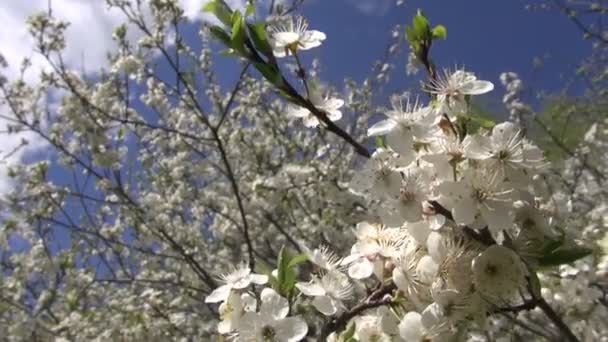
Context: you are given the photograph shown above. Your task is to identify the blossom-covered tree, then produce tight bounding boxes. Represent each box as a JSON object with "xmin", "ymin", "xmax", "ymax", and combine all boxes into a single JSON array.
[{"xmin": 0, "ymin": 0, "xmax": 605, "ymax": 341}]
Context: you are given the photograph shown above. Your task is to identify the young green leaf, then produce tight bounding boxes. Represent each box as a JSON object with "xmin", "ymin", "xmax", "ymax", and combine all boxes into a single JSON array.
[
  {"xmin": 432, "ymin": 24, "xmax": 447, "ymax": 40},
  {"xmin": 209, "ymin": 25, "xmax": 232, "ymax": 46},
  {"xmin": 254, "ymin": 62, "xmax": 283, "ymax": 86},
  {"xmin": 538, "ymin": 245, "xmax": 593, "ymax": 267},
  {"xmin": 230, "ymin": 11, "xmax": 247, "ymax": 54},
  {"xmin": 203, "ymin": 0, "xmax": 233, "ymax": 27},
  {"xmin": 287, "ymin": 253, "xmax": 309, "ymax": 268},
  {"xmin": 248, "ymin": 22, "xmax": 273, "ymax": 57}
]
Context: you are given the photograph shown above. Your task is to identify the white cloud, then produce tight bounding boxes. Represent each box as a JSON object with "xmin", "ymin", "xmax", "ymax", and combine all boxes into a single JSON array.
[{"xmin": 0, "ymin": 0, "xmax": 249, "ymax": 194}]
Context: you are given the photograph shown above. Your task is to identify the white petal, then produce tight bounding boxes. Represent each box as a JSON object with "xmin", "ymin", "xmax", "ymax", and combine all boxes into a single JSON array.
[
  {"xmin": 426, "ymin": 232, "xmax": 447, "ymax": 264},
  {"xmin": 250, "ymin": 274, "xmax": 269, "ymax": 285},
  {"xmin": 421, "ymin": 303, "xmax": 445, "ymax": 330},
  {"xmin": 260, "ymin": 288, "xmax": 289, "ymax": 320},
  {"xmin": 218, "ymin": 318, "xmax": 233, "ymax": 334},
  {"xmin": 305, "ymin": 30, "xmax": 327, "ymax": 42},
  {"xmin": 295, "ymin": 282, "xmax": 326, "ymax": 296},
  {"xmin": 416, "ymin": 255, "xmax": 439, "ymax": 284},
  {"xmin": 348, "ymin": 258, "xmax": 374, "ymax": 279},
  {"xmin": 452, "ymin": 197, "xmax": 477, "ymax": 226},
  {"xmin": 303, "ymin": 115, "xmax": 319, "ymax": 127},
  {"xmin": 274, "ymin": 316, "xmax": 309, "ymax": 341},
  {"xmin": 480, "ymin": 203, "xmax": 513, "ymax": 236},
  {"xmin": 287, "ymin": 106, "xmax": 310, "ymax": 118},
  {"xmin": 399, "ymin": 312, "xmax": 424, "ymax": 341},
  {"xmin": 322, "ymin": 98, "xmax": 344, "ymax": 111},
  {"xmin": 393, "ymin": 267, "xmax": 412, "ymax": 293},
  {"xmin": 461, "ymin": 80, "xmax": 494, "ymax": 95},
  {"xmin": 326, "ymin": 109, "xmax": 342, "ymax": 122},
  {"xmin": 367, "ymin": 119, "xmax": 396, "ymax": 137},
  {"xmin": 236, "ymin": 312, "xmax": 263, "ymax": 340},
  {"xmin": 205, "ymin": 284, "xmax": 231, "ymax": 303},
  {"xmin": 406, "ymin": 221, "xmax": 430, "ymax": 245},
  {"xmin": 312, "ymin": 295, "xmax": 338, "ymax": 316},
  {"xmin": 386, "ymin": 129, "xmax": 414, "ymax": 156},
  {"xmin": 272, "ymin": 32, "xmax": 300, "ymax": 46},
  {"xmin": 463, "ymin": 134, "xmax": 492, "ymax": 160}
]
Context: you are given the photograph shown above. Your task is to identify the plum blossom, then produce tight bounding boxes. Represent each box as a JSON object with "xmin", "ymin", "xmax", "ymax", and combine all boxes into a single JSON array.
[
  {"xmin": 287, "ymin": 90, "xmax": 343, "ymax": 128},
  {"xmin": 270, "ymin": 16, "xmax": 326, "ymax": 57},
  {"xmin": 295, "ymin": 271, "xmax": 353, "ymax": 316},
  {"xmin": 236, "ymin": 288, "xmax": 308, "ymax": 341},
  {"xmin": 367, "ymin": 95, "xmax": 438, "ymax": 156},
  {"xmin": 436, "ymin": 168, "xmax": 516, "ymax": 237},
  {"xmin": 427, "ymin": 69, "xmax": 494, "ymax": 116},
  {"xmin": 218, "ymin": 292, "xmax": 256, "ymax": 334},
  {"xmin": 471, "ymin": 245, "xmax": 526, "ymax": 302},
  {"xmin": 205, "ymin": 265, "xmax": 268, "ymax": 304},
  {"xmin": 463, "ymin": 122, "xmax": 546, "ymax": 184}
]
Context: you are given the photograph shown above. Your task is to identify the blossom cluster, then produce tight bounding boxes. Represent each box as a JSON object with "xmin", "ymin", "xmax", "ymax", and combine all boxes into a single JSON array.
[{"xmin": 203, "ymin": 14, "xmax": 583, "ymax": 340}]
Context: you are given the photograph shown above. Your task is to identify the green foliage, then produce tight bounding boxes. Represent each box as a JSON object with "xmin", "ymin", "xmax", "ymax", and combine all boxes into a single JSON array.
[
  {"xmin": 405, "ymin": 10, "xmax": 447, "ymax": 59},
  {"xmin": 538, "ymin": 244, "xmax": 593, "ymax": 267},
  {"xmin": 258, "ymin": 246, "xmax": 308, "ymax": 299},
  {"xmin": 337, "ymin": 322, "xmax": 357, "ymax": 342},
  {"xmin": 533, "ymin": 97, "xmax": 598, "ymax": 161},
  {"xmin": 230, "ymin": 11, "xmax": 247, "ymax": 54},
  {"xmin": 203, "ymin": 0, "xmax": 233, "ymax": 26},
  {"xmin": 254, "ymin": 62, "xmax": 283, "ymax": 86},
  {"xmin": 248, "ymin": 22, "xmax": 273, "ymax": 57}
]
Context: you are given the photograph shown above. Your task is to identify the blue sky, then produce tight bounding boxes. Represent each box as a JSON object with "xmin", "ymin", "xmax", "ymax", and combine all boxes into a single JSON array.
[{"xmin": 301, "ymin": 0, "xmax": 590, "ymax": 105}]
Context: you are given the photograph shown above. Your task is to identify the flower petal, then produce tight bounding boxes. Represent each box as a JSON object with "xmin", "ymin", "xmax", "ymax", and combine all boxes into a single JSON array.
[
  {"xmin": 312, "ymin": 295, "xmax": 338, "ymax": 316},
  {"xmin": 250, "ymin": 274, "xmax": 269, "ymax": 285},
  {"xmin": 295, "ymin": 282, "xmax": 326, "ymax": 297},
  {"xmin": 274, "ymin": 316, "xmax": 309, "ymax": 341},
  {"xmin": 260, "ymin": 288, "xmax": 289, "ymax": 320},
  {"xmin": 399, "ymin": 312, "xmax": 424, "ymax": 341},
  {"xmin": 367, "ymin": 119, "xmax": 396, "ymax": 137},
  {"xmin": 205, "ymin": 284, "xmax": 231, "ymax": 303}
]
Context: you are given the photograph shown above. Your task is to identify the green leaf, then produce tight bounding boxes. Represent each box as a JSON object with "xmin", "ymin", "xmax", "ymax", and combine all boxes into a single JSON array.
[
  {"xmin": 468, "ymin": 114, "xmax": 496, "ymax": 129},
  {"xmin": 209, "ymin": 25, "xmax": 232, "ymax": 46},
  {"xmin": 405, "ymin": 26, "xmax": 417, "ymax": 44},
  {"xmin": 230, "ymin": 11, "xmax": 247, "ymax": 54},
  {"xmin": 287, "ymin": 254, "xmax": 308, "ymax": 268},
  {"xmin": 254, "ymin": 62, "xmax": 283, "ymax": 86},
  {"xmin": 413, "ymin": 10, "xmax": 430, "ymax": 39},
  {"xmin": 203, "ymin": 0, "xmax": 233, "ymax": 26},
  {"xmin": 432, "ymin": 24, "xmax": 447, "ymax": 40},
  {"xmin": 538, "ymin": 245, "xmax": 593, "ymax": 267},
  {"xmin": 248, "ymin": 22, "xmax": 273, "ymax": 57},
  {"xmin": 245, "ymin": 1, "xmax": 255, "ymax": 17},
  {"xmin": 339, "ymin": 321, "xmax": 356, "ymax": 341},
  {"xmin": 375, "ymin": 136, "xmax": 385, "ymax": 148},
  {"xmin": 276, "ymin": 246, "xmax": 297, "ymax": 297}
]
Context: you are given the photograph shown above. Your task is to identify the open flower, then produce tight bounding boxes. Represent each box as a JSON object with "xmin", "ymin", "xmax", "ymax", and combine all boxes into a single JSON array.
[
  {"xmin": 296, "ymin": 271, "xmax": 353, "ymax": 316},
  {"xmin": 301, "ymin": 244, "xmax": 343, "ymax": 271},
  {"xmin": 287, "ymin": 90, "xmax": 343, "ymax": 128},
  {"xmin": 382, "ymin": 165, "xmax": 432, "ymax": 224},
  {"xmin": 472, "ymin": 245, "xmax": 526, "ymax": 302},
  {"xmin": 367, "ymin": 95, "xmax": 437, "ymax": 156},
  {"xmin": 218, "ymin": 292, "xmax": 256, "ymax": 334},
  {"xmin": 463, "ymin": 122, "xmax": 545, "ymax": 185},
  {"xmin": 436, "ymin": 168, "xmax": 516, "ymax": 237},
  {"xmin": 270, "ymin": 16, "xmax": 326, "ymax": 57},
  {"xmin": 205, "ymin": 265, "xmax": 268, "ymax": 304},
  {"xmin": 236, "ymin": 288, "xmax": 308, "ymax": 341},
  {"xmin": 427, "ymin": 69, "xmax": 494, "ymax": 116}
]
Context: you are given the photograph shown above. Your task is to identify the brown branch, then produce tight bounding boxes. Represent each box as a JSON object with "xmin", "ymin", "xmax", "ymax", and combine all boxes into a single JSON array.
[{"xmin": 320, "ymin": 282, "xmax": 396, "ymax": 339}]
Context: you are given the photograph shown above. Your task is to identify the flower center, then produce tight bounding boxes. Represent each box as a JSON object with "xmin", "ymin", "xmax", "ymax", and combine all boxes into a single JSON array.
[
  {"xmin": 262, "ymin": 325, "xmax": 276, "ymax": 341},
  {"xmin": 498, "ymin": 149, "xmax": 509, "ymax": 161}
]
